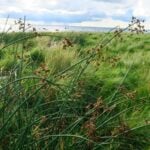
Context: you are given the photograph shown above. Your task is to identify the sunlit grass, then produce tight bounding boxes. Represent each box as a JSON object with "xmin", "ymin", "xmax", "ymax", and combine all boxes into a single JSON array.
[{"xmin": 0, "ymin": 31, "xmax": 150, "ymax": 150}]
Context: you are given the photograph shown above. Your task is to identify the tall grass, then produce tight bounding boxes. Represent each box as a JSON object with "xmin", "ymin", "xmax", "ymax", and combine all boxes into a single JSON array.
[{"xmin": 0, "ymin": 17, "xmax": 150, "ymax": 150}]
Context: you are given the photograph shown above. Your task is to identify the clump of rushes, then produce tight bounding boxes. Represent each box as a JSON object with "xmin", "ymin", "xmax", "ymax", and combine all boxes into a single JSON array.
[
  {"xmin": 30, "ymin": 49, "xmax": 45, "ymax": 64},
  {"xmin": 0, "ymin": 17, "xmax": 149, "ymax": 150}
]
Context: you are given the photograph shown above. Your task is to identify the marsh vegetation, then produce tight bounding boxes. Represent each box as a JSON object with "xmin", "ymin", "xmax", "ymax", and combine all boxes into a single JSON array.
[{"xmin": 0, "ymin": 18, "xmax": 150, "ymax": 149}]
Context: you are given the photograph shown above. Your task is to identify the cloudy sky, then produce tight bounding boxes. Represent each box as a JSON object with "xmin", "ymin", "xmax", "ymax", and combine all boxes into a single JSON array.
[{"xmin": 0, "ymin": 0, "xmax": 150, "ymax": 28}]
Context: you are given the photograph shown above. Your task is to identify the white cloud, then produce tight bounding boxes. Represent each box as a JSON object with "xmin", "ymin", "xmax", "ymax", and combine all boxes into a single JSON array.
[
  {"xmin": 133, "ymin": 0, "xmax": 150, "ymax": 18},
  {"xmin": 70, "ymin": 18, "xmax": 129, "ymax": 28},
  {"xmin": 0, "ymin": 0, "xmax": 150, "ymax": 29}
]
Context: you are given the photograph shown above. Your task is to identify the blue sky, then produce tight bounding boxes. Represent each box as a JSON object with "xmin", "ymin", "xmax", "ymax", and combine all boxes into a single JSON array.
[{"xmin": 0, "ymin": 0, "xmax": 150, "ymax": 28}]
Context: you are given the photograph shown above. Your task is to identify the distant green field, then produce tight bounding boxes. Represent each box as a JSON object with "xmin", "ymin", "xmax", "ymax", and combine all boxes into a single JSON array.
[{"xmin": 0, "ymin": 31, "xmax": 150, "ymax": 149}]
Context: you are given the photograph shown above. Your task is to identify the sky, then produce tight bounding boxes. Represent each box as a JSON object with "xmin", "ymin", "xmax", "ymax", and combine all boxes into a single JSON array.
[{"xmin": 0, "ymin": 0, "xmax": 150, "ymax": 29}]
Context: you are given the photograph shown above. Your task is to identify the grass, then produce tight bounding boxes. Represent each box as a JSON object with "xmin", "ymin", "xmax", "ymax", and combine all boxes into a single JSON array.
[{"xmin": 0, "ymin": 28, "xmax": 150, "ymax": 150}]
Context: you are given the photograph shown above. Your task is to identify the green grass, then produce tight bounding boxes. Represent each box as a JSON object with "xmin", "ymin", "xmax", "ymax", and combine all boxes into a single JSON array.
[{"xmin": 0, "ymin": 31, "xmax": 150, "ymax": 150}]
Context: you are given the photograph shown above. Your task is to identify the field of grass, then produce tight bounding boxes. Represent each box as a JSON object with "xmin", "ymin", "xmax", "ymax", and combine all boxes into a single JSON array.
[{"xmin": 0, "ymin": 30, "xmax": 150, "ymax": 149}]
